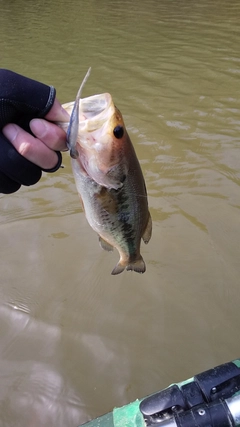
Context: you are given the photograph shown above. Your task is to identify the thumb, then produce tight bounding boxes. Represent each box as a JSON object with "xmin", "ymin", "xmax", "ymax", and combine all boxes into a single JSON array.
[{"xmin": 45, "ymin": 99, "xmax": 70, "ymax": 122}]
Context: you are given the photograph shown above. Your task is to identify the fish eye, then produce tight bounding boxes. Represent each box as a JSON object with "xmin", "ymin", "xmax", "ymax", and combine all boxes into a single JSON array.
[{"xmin": 113, "ymin": 125, "xmax": 124, "ymax": 139}]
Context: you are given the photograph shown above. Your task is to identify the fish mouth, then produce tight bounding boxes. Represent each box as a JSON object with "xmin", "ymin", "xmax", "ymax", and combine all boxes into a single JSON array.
[{"xmin": 79, "ymin": 93, "xmax": 115, "ymax": 132}]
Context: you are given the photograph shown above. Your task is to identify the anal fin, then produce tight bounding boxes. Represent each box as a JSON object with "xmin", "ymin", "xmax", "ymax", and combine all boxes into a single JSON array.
[
  {"xmin": 142, "ymin": 212, "xmax": 152, "ymax": 244},
  {"xmin": 99, "ymin": 236, "xmax": 114, "ymax": 252}
]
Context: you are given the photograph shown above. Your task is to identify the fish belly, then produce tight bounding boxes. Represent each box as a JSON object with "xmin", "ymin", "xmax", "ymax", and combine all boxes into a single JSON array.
[{"xmin": 71, "ymin": 158, "xmax": 150, "ymax": 274}]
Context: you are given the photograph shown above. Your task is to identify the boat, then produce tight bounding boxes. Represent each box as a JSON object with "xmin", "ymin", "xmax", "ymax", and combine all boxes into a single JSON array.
[{"xmin": 79, "ymin": 359, "xmax": 240, "ymax": 427}]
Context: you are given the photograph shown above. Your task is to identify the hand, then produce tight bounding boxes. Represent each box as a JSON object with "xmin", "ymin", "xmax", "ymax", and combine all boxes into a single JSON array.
[
  {"xmin": 3, "ymin": 99, "xmax": 69, "ymax": 171},
  {"xmin": 0, "ymin": 69, "xmax": 70, "ymax": 194}
]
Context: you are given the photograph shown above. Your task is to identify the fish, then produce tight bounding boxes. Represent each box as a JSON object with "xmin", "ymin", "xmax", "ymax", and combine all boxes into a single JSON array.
[{"xmin": 58, "ymin": 69, "xmax": 152, "ymax": 275}]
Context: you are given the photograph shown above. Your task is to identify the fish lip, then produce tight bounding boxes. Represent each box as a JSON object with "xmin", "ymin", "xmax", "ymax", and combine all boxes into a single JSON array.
[{"xmin": 79, "ymin": 93, "xmax": 114, "ymax": 132}]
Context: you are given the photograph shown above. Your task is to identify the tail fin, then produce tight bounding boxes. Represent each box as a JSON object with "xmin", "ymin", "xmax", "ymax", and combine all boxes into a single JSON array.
[
  {"xmin": 111, "ymin": 256, "xmax": 146, "ymax": 275},
  {"xmin": 126, "ymin": 256, "xmax": 146, "ymax": 274}
]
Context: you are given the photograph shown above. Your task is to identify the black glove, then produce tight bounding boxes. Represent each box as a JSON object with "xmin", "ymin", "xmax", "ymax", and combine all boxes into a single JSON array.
[{"xmin": 0, "ymin": 69, "xmax": 62, "ymax": 194}]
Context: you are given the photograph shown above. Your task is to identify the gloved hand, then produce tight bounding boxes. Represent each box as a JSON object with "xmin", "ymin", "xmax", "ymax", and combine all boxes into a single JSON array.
[{"xmin": 0, "ymin": 69, "xmax": 69, "ymax": 194}]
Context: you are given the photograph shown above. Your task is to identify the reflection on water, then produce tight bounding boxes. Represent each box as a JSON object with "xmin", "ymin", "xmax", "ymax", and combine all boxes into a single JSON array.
[{"xmin": 1, "ymin": 0, "xmax": 240, "ymax": 426}]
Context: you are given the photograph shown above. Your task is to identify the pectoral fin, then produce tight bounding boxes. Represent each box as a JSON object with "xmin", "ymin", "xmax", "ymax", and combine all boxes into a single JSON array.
[
  {"xmin": 105, "ymin": 164, "xmax": 127, "ymax": 190},
  {"xmin": 87, "ymin": 163, "xmax": 127, "ymax": 190}
]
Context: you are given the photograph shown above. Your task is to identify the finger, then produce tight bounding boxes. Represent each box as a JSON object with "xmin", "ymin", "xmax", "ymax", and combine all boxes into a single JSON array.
[
  {"xmin": 3, "ymin": 123, "xmax": 60, "ymax": 170},
  {"xmin": 30, "ymin": 119, "xmax": 68, "ymax": 151},
  {"xmin": 45, "ymin": 98, "xmax": 70, "ymax": 122}
]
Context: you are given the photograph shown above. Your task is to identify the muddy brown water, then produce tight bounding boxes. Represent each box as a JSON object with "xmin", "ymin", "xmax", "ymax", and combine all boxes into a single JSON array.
[{"xmin": 0, "ymin": 0, "xmax": 240, "ymax": 426}]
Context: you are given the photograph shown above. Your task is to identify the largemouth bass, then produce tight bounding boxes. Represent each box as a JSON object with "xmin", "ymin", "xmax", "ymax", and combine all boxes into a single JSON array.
[{"xmin": 59, "ymin": 69, "xmax": 152, "ymax": 275}]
